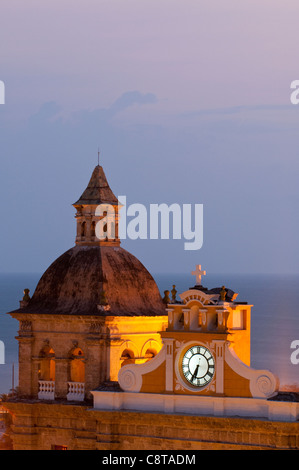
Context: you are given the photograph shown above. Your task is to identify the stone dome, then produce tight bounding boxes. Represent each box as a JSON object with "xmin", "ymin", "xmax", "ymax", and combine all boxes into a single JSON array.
[
  {"xmin": 22, "ymin": 245, "xmax": 166, "ymax": 317},
  {"xmin": 15, "ymin": 164, "xmax": 166, "ymax": 317}
]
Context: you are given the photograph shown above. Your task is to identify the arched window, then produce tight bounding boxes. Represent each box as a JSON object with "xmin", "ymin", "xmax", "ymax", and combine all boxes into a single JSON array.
[
  {"xmin": 70, "ymin": 348, "xmax": 85, "ymax": 383},
  {"xmin": 120, "ymin": 349, "xmax": 135, "ymax": 368},
  {"xmin": 144, "ymin": 348, "xmax": 156, "ymax": 362},
  {"xmin": 140, "ymin": 340, "xmax": 160, "ymax": 364},
  {"xmin": 81, "ymin": 221, "xmax": 86, "ymax": 237},
  {"xmin": 38, "ymin": 346, "xmax": 55, "ymax": 381},
  {"xmin": 91, "ymin": 221, "xmax": 96, "ymax": 238}
]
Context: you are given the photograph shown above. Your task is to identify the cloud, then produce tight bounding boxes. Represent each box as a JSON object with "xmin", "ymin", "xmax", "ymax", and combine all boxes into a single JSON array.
[
  {"xmin": 24, "ymin": 91, "xmax": 158, "ymax": 128},
  {"xmin": 1, "ymin": 90, "xmax": 299, "ymax": 275},
  {"xmin": 29, "ymin": 101, "xmax": 62, "ymax": 121},
  {"xmin": 180, "ymin": 103, "xmax": 297, "ymax": 118},
  {"xmin": 109, "ymin": 91, "xmax": 157, "ymax": 116}
]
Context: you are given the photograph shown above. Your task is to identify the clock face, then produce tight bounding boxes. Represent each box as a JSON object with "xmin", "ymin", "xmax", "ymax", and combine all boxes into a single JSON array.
[{"xmin": 181, "ymin": 345, "xmax": 215, "ymax": 387}]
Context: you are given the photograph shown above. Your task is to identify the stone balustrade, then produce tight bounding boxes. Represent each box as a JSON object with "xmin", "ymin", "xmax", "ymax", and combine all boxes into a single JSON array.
[
  {"xmin": 67, "ymin": 382, "xmax": 85, "ymax": 402},
  {"xmin": 38, "ymin": 381, "xmax": 55, "ymax": 400},
  {"xmin": 37, "ymin": 381, "xmax": 85, "ymax": 402}
]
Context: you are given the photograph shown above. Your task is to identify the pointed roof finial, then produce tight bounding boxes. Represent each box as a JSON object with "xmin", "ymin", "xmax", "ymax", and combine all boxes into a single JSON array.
[
  {"xmin": 73, "ymin": 164, "xmax": 119, "ymax": 206},
  {"xmin": 98, "ymin": 148, "xmax": 100, "ymax": 166}
]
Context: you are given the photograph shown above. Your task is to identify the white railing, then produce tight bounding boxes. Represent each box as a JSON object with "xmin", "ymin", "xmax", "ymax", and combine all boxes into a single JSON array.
[
  {"xmin": 67, "ymin": 382, "xmax": 85, "ymax": 402},
  {"xmin": 38, "ymin": 380, "xmax": 55, "ymax": 400}
]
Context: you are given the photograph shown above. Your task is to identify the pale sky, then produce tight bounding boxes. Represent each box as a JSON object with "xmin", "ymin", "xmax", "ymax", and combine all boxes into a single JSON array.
[{"xmin": 0, "ymin": 0, "xmax": 299, "ymax": 275}]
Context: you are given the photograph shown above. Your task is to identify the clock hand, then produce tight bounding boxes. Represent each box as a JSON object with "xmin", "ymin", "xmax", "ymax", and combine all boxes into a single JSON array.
[{"xmin": 191, "ymin": 364, "xmax": 199, "ymax": 382}]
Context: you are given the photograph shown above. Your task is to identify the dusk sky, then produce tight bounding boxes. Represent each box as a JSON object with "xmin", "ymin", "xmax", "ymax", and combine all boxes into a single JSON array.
[{"xmin": 0, "ymin": 0, "xmax": 299, "ymax": 276}]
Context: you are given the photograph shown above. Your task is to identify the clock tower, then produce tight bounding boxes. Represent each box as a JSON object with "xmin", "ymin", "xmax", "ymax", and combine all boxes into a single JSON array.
[{"xmin": 113, "ymin": 265, "xmax": 278, "ymax": 400}]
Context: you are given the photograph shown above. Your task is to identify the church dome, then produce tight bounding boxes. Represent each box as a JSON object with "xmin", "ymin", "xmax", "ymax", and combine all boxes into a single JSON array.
[
  {"xmin": 24, "ymin": 245, "xmax": 166, "ymax": 316},
  {"xmin": 16, "ymin": 164, "xmax": 166, "ymax": 317}
]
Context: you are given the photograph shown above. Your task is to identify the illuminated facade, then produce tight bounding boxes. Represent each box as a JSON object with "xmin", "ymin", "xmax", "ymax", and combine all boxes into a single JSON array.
[
  {"xmin": 7, "ymin": 165, "xmax": 168, "ymax": 403},
  {"xmin": 3, "ymin": 165, "xmax": 299, "ymax": 450},
  {"xmin": 117, "ymin": 274, "xmax": 268, "ymax": 398}
]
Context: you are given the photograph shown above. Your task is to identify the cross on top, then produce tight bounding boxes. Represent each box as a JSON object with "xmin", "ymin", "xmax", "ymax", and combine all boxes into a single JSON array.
[{"xmin": 191, "ymin": 265, "xmax": 206, "ymax": 285}]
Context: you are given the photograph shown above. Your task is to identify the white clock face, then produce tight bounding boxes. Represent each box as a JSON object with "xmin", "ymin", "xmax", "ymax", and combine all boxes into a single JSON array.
[{"xmin": 181, "ymin": 345, "xmax": 215, "ymax": 387}]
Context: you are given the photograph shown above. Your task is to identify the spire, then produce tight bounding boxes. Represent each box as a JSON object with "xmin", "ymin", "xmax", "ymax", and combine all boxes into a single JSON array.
[
  {"xmin": 73, "ymin": 165, "xmax": 119, "ymax": 206},
  {"xmin": 73, "ymin": 165, "xmax": 121, "ymax": 247}
]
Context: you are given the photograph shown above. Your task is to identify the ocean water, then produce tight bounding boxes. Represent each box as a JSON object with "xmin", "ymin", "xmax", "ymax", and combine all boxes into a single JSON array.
[
  {"xmin": 0, "ymin": 272, "xmax": 298, "ymax": 395},
  {"xmin": 0, "ymin": 273, "xmax": 41, "ymax": 395}
]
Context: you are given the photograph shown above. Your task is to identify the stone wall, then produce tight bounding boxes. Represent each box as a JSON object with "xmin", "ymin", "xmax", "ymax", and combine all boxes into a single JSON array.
[
  {"xmin": 12, "ymin": 314, "xmax": 167, "ymax": 401},
  {"xmin": 3, "ymin": 401, "xmax": 299, "ymax": 450}
]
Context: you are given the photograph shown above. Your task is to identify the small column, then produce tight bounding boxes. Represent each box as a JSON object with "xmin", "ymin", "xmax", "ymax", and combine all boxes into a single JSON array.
[
  {"xmin": 182, "ymin": 308, "xmax": 190, "ymax": 330},
  {"xmin": 164, "ymin": 339, "xmax": 175, "ymax": 392},
  {"xmin": 216, "ymin": 309, "xmax": 228, "ymax": 332},
  {"xmin": 85, "ymin": 338, "xmax": 108, "ymax": 392},
  {"xmin": 76, "ymin": 217, "xmax": 82, "ymax": 241},
  {"xmin": 199, "ymin": 309, "xmax": 208, "ymax": 332},
  {"xmin": 53, "ymin": 357, "xmax": 70, "ymax": 399},
  {"xmin": 31, "ymin": 358, "xmax": 41, "ymax": 397},
  {"xmin": 16, "ymin": 336, "xmax": 34, "ymax": 397},
  {"xmin": 16, "ymin": 319, "xmax": 34, "ymax": 397},
  {"xmin": 165, "ymin": 308, "xmax": 173, "ymax": 331},
  {"xmin": 212, "ymin": 340, "xmax": 226, "ymax": 395},
  {"xmin": 85, "ymin": 214, "xmax": 92, "ymax": 240}
]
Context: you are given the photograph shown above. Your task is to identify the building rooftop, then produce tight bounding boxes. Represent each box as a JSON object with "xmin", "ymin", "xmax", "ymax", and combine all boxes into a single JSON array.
[
  {"xmin": 11, "ymin": 245, "xmax": 166, "ymax": 317},
  {"xmin": 73, "ymin": 165, "xmax": 119, "ymax": 206}
]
